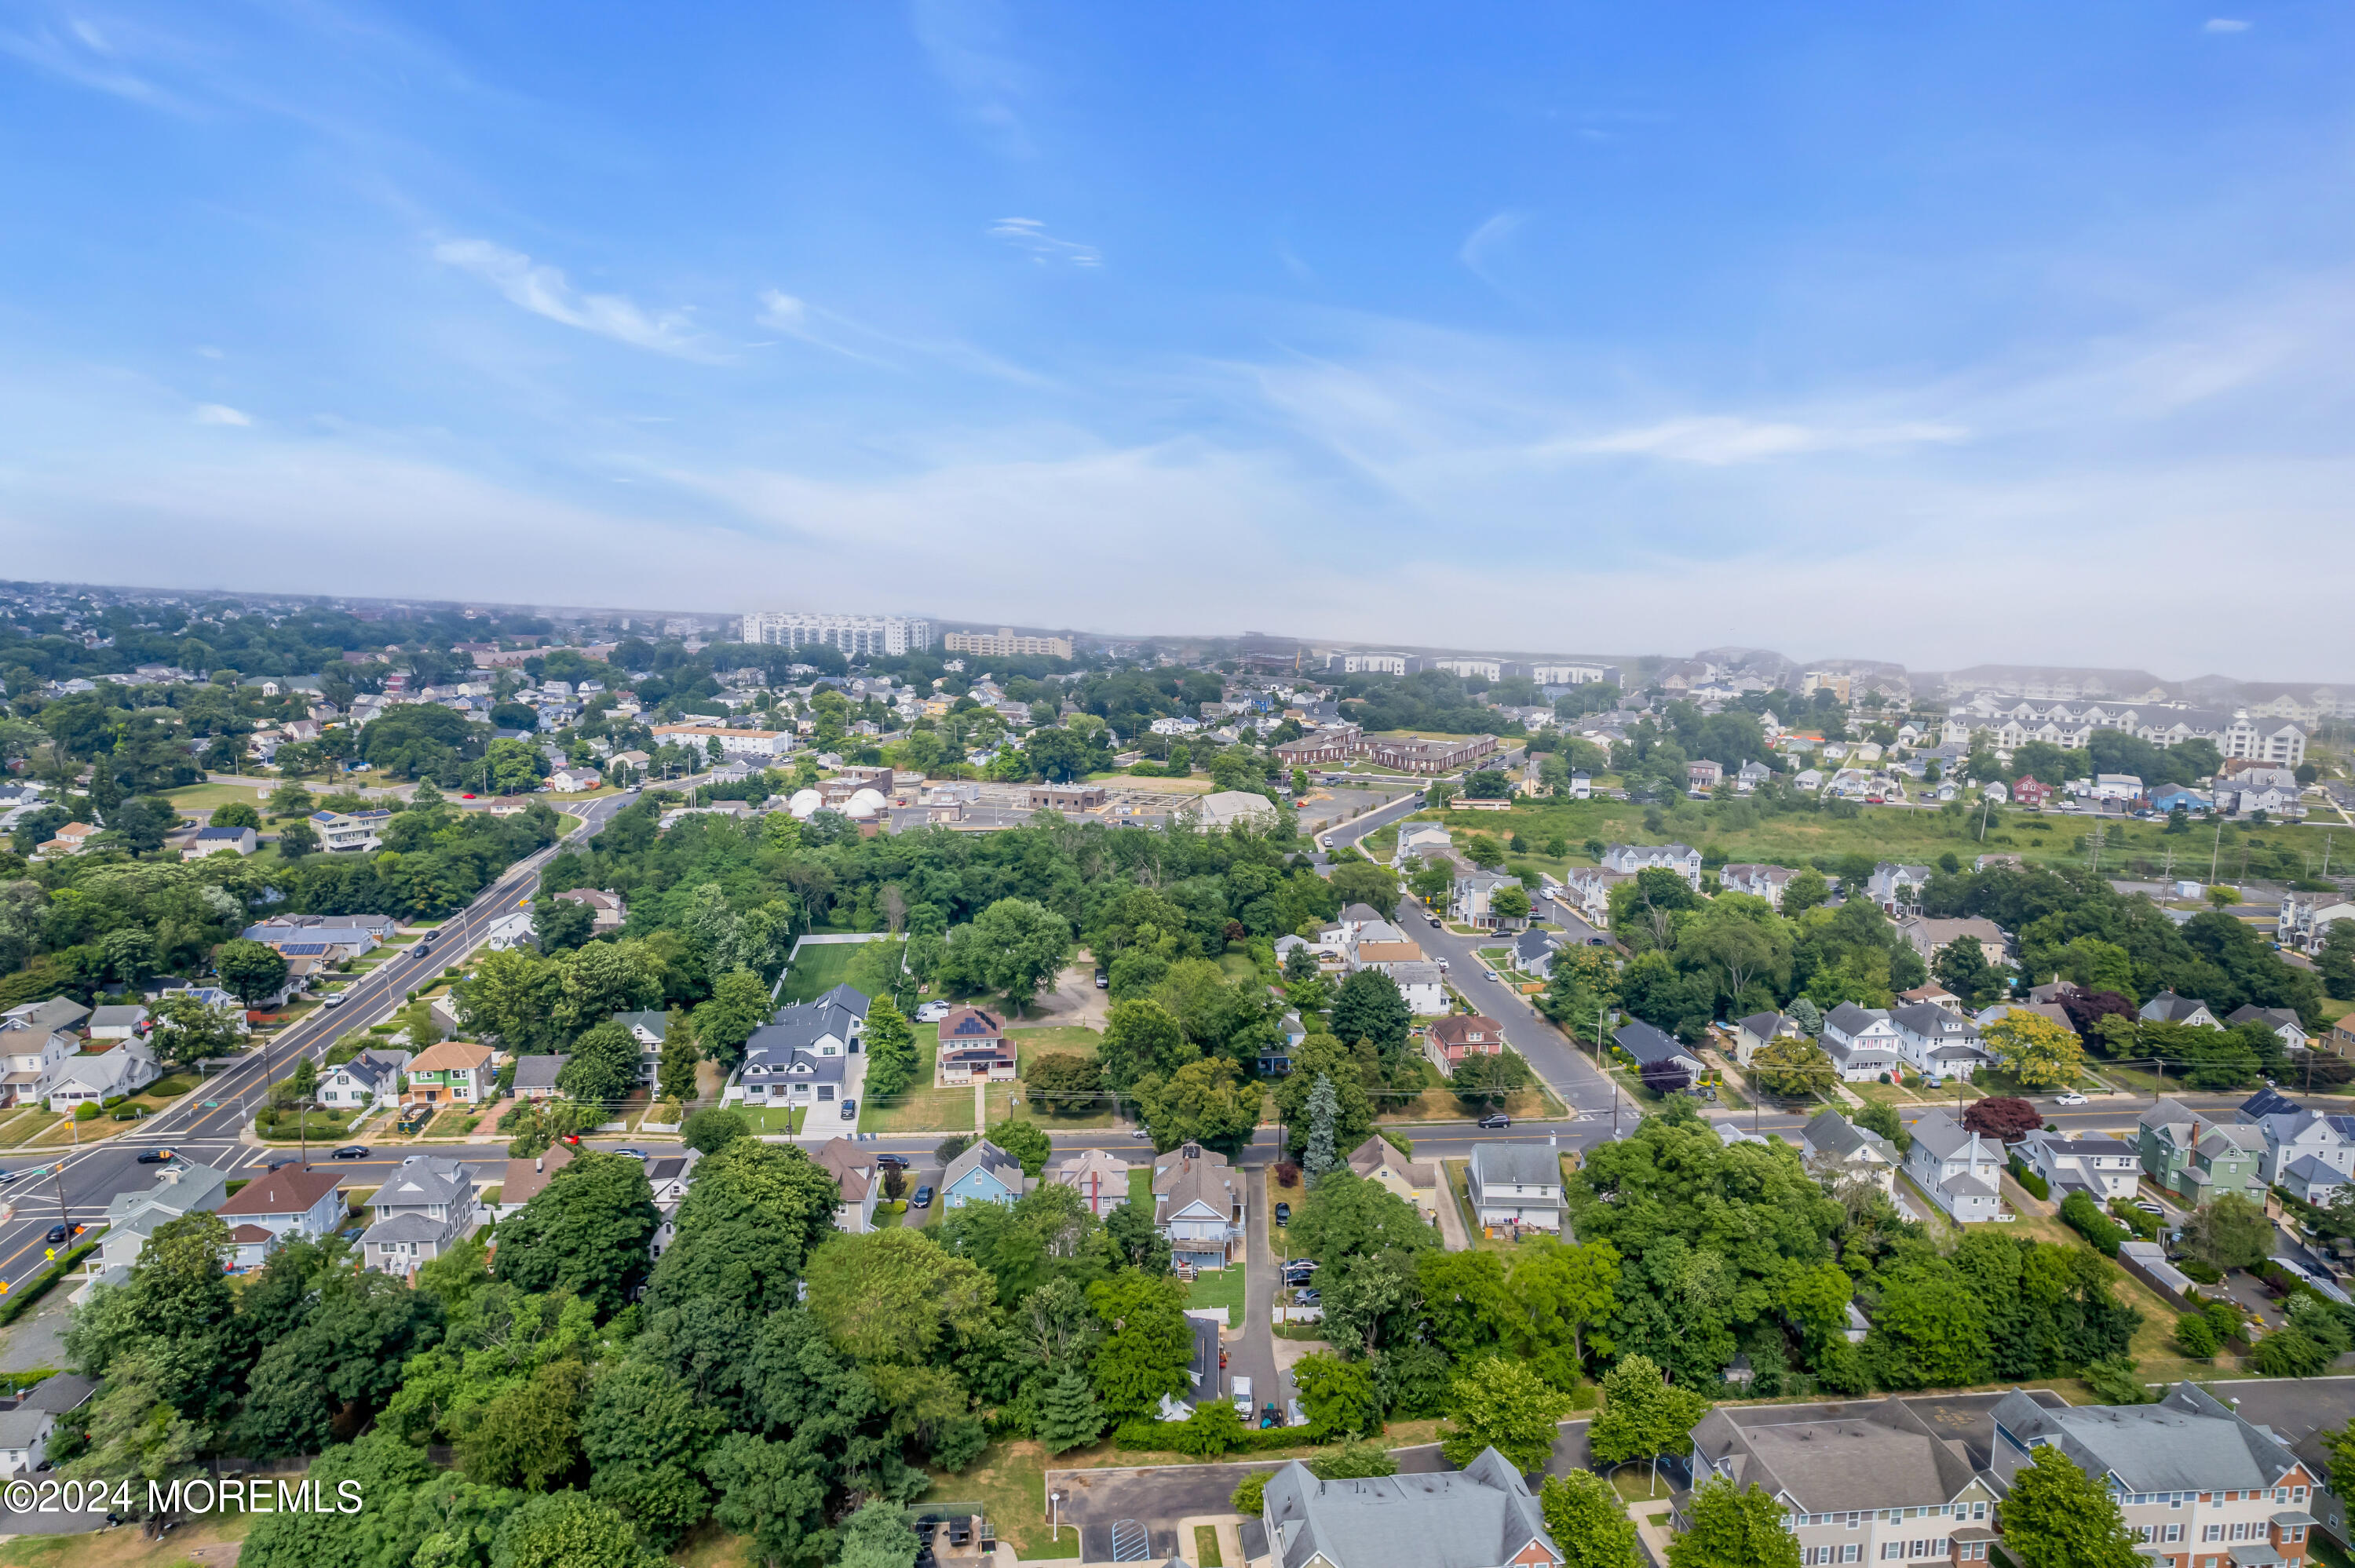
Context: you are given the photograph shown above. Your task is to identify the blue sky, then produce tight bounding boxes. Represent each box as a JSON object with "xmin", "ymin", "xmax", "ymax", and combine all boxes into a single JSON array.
[{"xmin": 2, "ymin": 2, "xmax": 2352, "ymax": 676}]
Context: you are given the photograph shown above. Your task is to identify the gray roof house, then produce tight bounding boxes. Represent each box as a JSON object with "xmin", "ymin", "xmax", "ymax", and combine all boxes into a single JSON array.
[
  {"xmin": 1260, "ymin": 1446, "xmax": 1561, "ymax": 1568},
  {"xmin": 2016, "ymin": 1129, "xmax": 2140, "ymax": 1202},
  {"xmin": 2228, "ymin": 1004, "xmax": 2311, "ymax": 1051},
  {"xmin": 2141, "ymin": 990, "xmax": 2222, "ymax": 1030},
  {"xmin": 1731, "ymin": 1011, "xmax": 1802, "ymax": 1067},
  {"xmin": 1891, "ymin": 1002, "xmax": 1989, "ymax": 1081},
  {"xmin": 360, "ymin": 1155, "xmax": 481, "ymax": 1275},
  {"xmin": 1510, "ymin": 929, "xmax": 1559, "ymax": 978},
  {"xmin": 1904, "ymin": 1108, "xmax": 2005, "ymax": 1223},
  {"xmin": 84, "ymin": 1005, "xmax": 149, "ymax": 1040},
  {"xmin": 317, "ymin": 1048, "xmax": 410, "ymax": 1110},
  {"xmin": 513, "ymin": 1053, "xmax": 571, "ymax": 1100},
  {"xmin": 1612, "ymin": 1020, "xmax": 1704, "ymax": 1081},
  {"xmin": 1820, "ymin": 1003, "xmax": 1904, "ymax": 1081},
  {"xmin": 736, "ymin": 1001, "xmax": 859, "ymax": 1110},
  {"xmin": 100, "ymin": 1161, "xmax": 232, "ymax": 1272},
  {"xmin": 1799, "ymin": 1109, "xmax": 1899, "ymax": 1194},
  {"xmin": 1466, "ymin": 1142, "xmax": 1565, "ymax": 1234}
]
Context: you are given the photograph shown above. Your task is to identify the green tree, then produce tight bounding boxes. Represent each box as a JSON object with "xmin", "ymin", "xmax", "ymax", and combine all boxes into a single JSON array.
[
  {"xmin": 688, "ymin": 967, "xmax": 773, "ymax": 1074},
  {"xmin": 965, "ymin": 897, "xmax": 1075, "ymax": 1014},
  {"xmin": 491, "ymin": 1150, "xmax": 661, "ymax": 1318},
  {"xmin": 1329, "ymin": 969, "xmax": 1411, "ymax": 1056},
  {"xmin": 838, "ymin": 1497, "xmax": 925, "ymax": 1568},
  {"xmin": 2181, "ymin": 1191, "xmax": 2272, "ymax": 1271},
  {"xmin": 679, "ymin": 1106, "xmax": 749, "ymax": 1154},
  {"xmin": 1540, "ymin": 1469, "xmax": 1641, "ymax": 1568},
  {"xmin": 581, "ymin": 1358, "xmax": 723, "ymax": 1548},
  {"xmin": 1440, "ymin": 1356, "xmax": 1574, "ymax": 1473},
  {"xmin": 268, "ymin": 780, "xmax": 315, "ymax": 817},
  {"xmin": 1303, "ymin": 1073, "xmax": 1341, "ymax": 1183},
  {"xmin": 215, "ymin": 937, "xmax": 290, "ymax": 1011},
  {"xmin": 985, "ymin": 1115, "xmax": 1053, "ymax": 1179},
  {"xmin": 1098, "ymin": 998, "xmax": 1197, "ymax": 1092},
  {"xmin": 1998, "ymin": 1444, "xmax": 2142, "ymax": 1568},
  {"xmin": 1131, "ymin": 1056, "xmax": 1259, "ymax": 1151},
  {"xmin": 490, "ymin": 1489, "xmax": 661, "ymax": 1568},
  {"xmin": 1291, "ymin": 1351, "xmax": 1381, "ymax": 1439},
  {"xmin": 1086, "ymin": 1272, "xmax": 1194, "ymax": 1420},
  {"xmin": 1034, "ymin": 1366, "xmax": 1104, "ymax": 1455},
  {"xmin": 1290, "ymin": 1170, "xmax": 1437, "ymax": 1264},
  {"xmin": 1668, "ymin": 1479, "xmax": 1801, "ymax": 1568},
  {"xmin": 1491, "ymin": 885, "xmax": 1532, "ymax": 924},
  {"xmin": 1981, "ymin": 1012, "xmax": 2082, "ymax": 1091},
  {"xmin": 2319, "ymin": 921, "xmax": 2355, "ymax": 1002},
  {"xmin": 458, "ymin": 1360, "xmax": 588, "ymax": 1490},
  {"xmin": 145, "ymin": 991, "xmax": 244, "ymax": 1069},
  {"xmin": 1330, "ymin": 859, "xmax": 1401, "ymax": 912},
  {"xmin": 1588, "ymin": 1355, "xmax": 1708, "ymax": 1488},
  {"xmin": 533, "ymin": 896, "xmax": 597, "ymax": 954},
  {"xmin": 861, "ymin": 996, "xmax": 918, "ymax": 1099},
  {"xmin": 556, "ymin": 1019, "xmax": 644, "ymax": 1107},
  {"xmin": 655, "ymin": 1016, "xmax": 700, "ymax": 1105},
  {"xmin": 1450, "ymin": 1048, "xmax": 1534, "ymax": 1110},
  {"xmin": 1743, "ymin": 1036, "xmax": 1834, "ymax": 1099}
]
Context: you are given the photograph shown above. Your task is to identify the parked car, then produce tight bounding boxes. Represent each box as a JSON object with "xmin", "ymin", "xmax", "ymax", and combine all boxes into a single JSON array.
[
  {"xmin": 1428, "ymin": 917, "xmax": 1443, "ymax": 928},
  {"xmin": 874, "ymin": 1154, "xmax": 911, "ymax": 1170},
  {"xmin": 332, "ymin": 1144, "xmax": 371, "ymax": 1160},
  {"xmin": 1483, "ymin": 970, "xmax": 1499, "ymax": 983},
  {"xmin": 2052, "ymin": 1091, "xmax": 2088, "ymax": 1106},
  {"xmin": 1094, "ymin": 969, "xmax": 1110, "ymax": 989},
  {"xmin": 1232, "ymin": 1377, "xmax": 1253, "ymax": 1418},
  {"xmin": 1294, "ymin": 1289, "xmax": 1320, "ymax": 1305},
  {"xmin": 136, "ymin": 1149, "xmax": 173, "ymax": 1165},
  {"xmin": 911, "ymin": 1184, "xmax": 935, "ymax": 1208},
  {"xmin": 914, "ymin": 1001, "xmax": 952, "ymax": 1023},
  {"xmin": 840, "ymin": 1099, "xmax": 857, "ymax": 1119},
  {"xmin": 1478, "ymin": 1112, "xmax": 1511, "ymax": 1129},
  {"xmin": 1273, "ymin": 1201, "xmax": 1291, "ymax": 1226}
]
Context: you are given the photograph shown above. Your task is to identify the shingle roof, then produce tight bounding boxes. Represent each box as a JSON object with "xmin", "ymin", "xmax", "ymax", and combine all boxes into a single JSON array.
[
  {"xmin": 1692, "ymin": 1398, "xmax": 1980, "ymax": 1513},
  {"xmin": 1824, "ymin": 1001, "xmax": 1889, "ymax": 1034},
  {"xmin": 1612, "ymin": 1019, "xmax": 1693, "ymax": 1067},
  {"xmin": 1261, "ymin": 1447, "xmax": 1557, "ymax": 1568},
  {"xmin": 1470, "ymin": 1141, "xmax": 1560, "ymax": 1188},
  {"xmin": 219, "ymin": 1164, "xmax": 343, "ymax": 1216},
  {"xmin": 944, "ymin": 1138, "xmax": 1025, "ymax": 1194},
  {"xmin": 1991, "ymin": 1384, "xmax": 2302, "ymax": 1495}
]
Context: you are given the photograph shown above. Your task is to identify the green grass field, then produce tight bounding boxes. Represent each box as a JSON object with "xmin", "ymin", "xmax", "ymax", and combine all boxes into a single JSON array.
[
  {"xmin": 860, "ymin": 1023, "xmax": 977, "ymax": 1133},
  {"xmin": 1005, "ymin": 1026, "xmax": 1114, "ymax": 1127},
  {"xmin": 776, "ymin": 942, "xmax": 864, "ymax": 1004},
  {"xmin": 1185, "ymin": 1257, "xmax": 1247, "ymax": 1322}
]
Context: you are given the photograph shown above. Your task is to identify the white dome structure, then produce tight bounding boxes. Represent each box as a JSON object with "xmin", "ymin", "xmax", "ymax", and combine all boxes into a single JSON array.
[
  {"xmin": 845, "ymin": 787, "xmax": 889, "ymax": 819},
  {"xmin": 788, "ymin": 789, "xmax": 823, "ymax": 819}
]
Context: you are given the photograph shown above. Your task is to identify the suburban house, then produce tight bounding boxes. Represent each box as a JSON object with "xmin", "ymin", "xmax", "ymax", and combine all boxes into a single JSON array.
[
  {"xmin": 942, "ymin": 1138, "xmax": 1029, "ymax": 1211},
  {"xmin": 1510, "ymin": 929, "xmax": 1558, "ymax": 979},
  {"xmin": 181, "ymin": 824, "xmax": 258, "ymax": 860},
  {"xmin": 2138, "ymin": 1099, "xmax": 2264, "ymax": 1205},
  {"xmin": 736, "ymin": 1004, "xmax": 855, "ymax": 1111},
  {"xmin": 1258, "ymin": 1447, "xmax": 1562, "ymax": 1568},
  {"xmin": 99, "ymin": 1161, "xmax": 232, "ymax": 1274},
  {"xmin": 1466, "ymin": 1141, "xmax": 1565, "ymax": 1234},
  {"xmin": 0, "ymin": 1407, "xmax": 53, "ymax": 1477},
  {"xmin": 216, "ymin": 1163, "xmax": 347, "ymax": 1245},
  {"xmin": 1974, "ymin": 1000, "xmax": 2074, "ymax": 1034},
  {"xmin": 2141, "ymin": 991, "xmax": 2222, "ymax": 1030},
  {"xmin": 512, "ymin": 1054, "xmax": 569, "ymax": 1101},
  {"xmin": 1347, "ymin": 921, "xmax": 1426, "ymax": 974},
  {"xmin": 1393, "ymin": 822, "xmax": 1455, "ymax": 869},
  {"xmin": 1557, "ymin": 866, "xmax": 1632, "ymax": 927},
  {"xmin": 1346, "ymin": 1134, "xmax": 1441, "ymax": 1223},
  {"xmin": 1897, "ymin": 983, "xmax": 1964, "ymax": 1015},
  {"xmin": 309, "ymin": 808, "xmax": 394, "ymax": 852},
  {"xmin": 1904, "ymin": 1108, "xmax": 2006, "ymax": 1223},
  {"xmin": 1890, "ymin": 1003, "xmax": 1988, "ymax": 1082},
  {"xmin": 46, "ymin": 1039, "xmax": 159, "ymax": 1112},
  {"xmin": 361, "ymin": 1156, "xmax": 481, "ymax": 1274},
  {"xmin": 1261, "ymin": 1011, "xmax": 1307, "ymax": 1076},
  {"xmin": 1984, "ymin": 1384, "xmax": 2322, "ymax": 1568},
  {"xmin": 1798, "ymin": 1109, "xmax": 1900, "ymax": 1195},
  {"xmin": 1731, "ymin": 1011, "xmax": 1804, "ymax": 1066},
  {"xmin": 1894, "ymin": 916, "xmax": 2011, "ymax": 967},
  {"xmin": 933, "ymin": 1005, "xmax": 1016, "ymax": 1086},
  {"xmin": 1718, "ymin": 864, "xmax": 1801, "ymax": 907},
  {"xmin": 316, "ymin": 1048, "xmax": 410, "ymax": 1111},
  {"xmin": 1426, "ymin": 1014, "xmax": 1507, "ymax": 1075},
  {"xmin": 1153, "ymin": 1142, "xmax": 1247, "ymax": 1268},
  {"xmin": 84, "ymin": 1005, "xmax": 148, "ymax": 1041},
  {"xmin": 1868, "ymin": 862, "xmax": 1934, "ymax": 912},
  {"xmin": 646, "ymin": 1153, "xmax": 696, "ymax": 1258},
  {"xmin": 1821, "ymin": 1004, "xmax": 1904, "ymax": 1081},
  {"xmin": 1688, "ymin": 1395, "xmax": 2001, "ymax": 1568},
  {"xmin": 2226, "ymin": 1005, "xmax": 2311, "ymax": 1052},
  {"xmin": 2280, "ymin": 892, "xmax": 2355, "ymax": 955},
  {"xmin": 1452, "ymin": 870, "xmax": 1521, "ymax": 930},
  {"xmin": 1614, "ymin": 1020, "xmax": 1707, "ymax": 1084},
  {"xmin": 404, "ymin": 1040, "xmax": 496, "ymax": 1106},
  {"xmin": 1390, "ymin": 961, "xmax": 1450, "ymax": 1018},
  {"xmin": 2016, "ymin": 1129, "xmax": 2141, "ymax": 1202},
  {"xmin": 1053, "ymin": 1147, "xmax": 1134, "ymax": 1216},
  {"xmin": 2334, "ymin": 1013, "xmax": 2355, "ymax": 1062},
  {"xmin": 553, "ymin": 887, "xmax": 628, "ymax": 932},
  {"xmin": 613, "ymin": 1008, "xmax": 671, "ymax": 1085},
  {"xmin": 2235, "ymin": 1093, "xmax": 2355, "ymax": 1187},
  {"xmin": 1601, "ymin": 842, "xmax": 1703, "ymax": 888},
  {"xmin": 812, "ymin": 1136, "xmax": 882, "ymax": 1234},
  {"xmin": 32, "ymin": 822, "xmax": 97, "ymax": 858},
  {"xmin": 0, "ymin": 1001, "xmax": 80, "ymax": 1107},
  {"xmin": 496, "ymin": 1141, "xmax": 574, "ymax": 1219}
]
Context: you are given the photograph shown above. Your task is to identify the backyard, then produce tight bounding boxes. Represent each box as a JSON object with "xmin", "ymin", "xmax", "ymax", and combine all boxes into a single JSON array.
[
  {"xmin": 1006, "ymin": 1025, "xmax": 1114, "ymax": 1128},
  {"xmin": 1184, "ymin": 1257, "xmax": 1248, "ymax": 1323},
  {"xmin": 860, "ymin": 1023, "xmax": 977, "ymax": 1135}
]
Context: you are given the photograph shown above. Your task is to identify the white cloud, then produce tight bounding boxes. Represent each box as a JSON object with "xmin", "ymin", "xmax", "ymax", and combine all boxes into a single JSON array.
[
  {"xmin": 1558, "ymin": 416, "xmax": 1968, "ymax": 465},
  {"xmin": 192, "ymin": 403, "xmax": 250, "ymax": 425},
  {"xmin": 1458, "ymin": 210, "xmax": 1528, "ymax": 292},
  {"xmin": 2203, "ymin": 17, "xmax": 2251, "ymax": 31},
  {"xmin": 433, "ymin": 239, "xmax": 708, "ymax": 358},
  {"xmin": 988, "ymin": 217, "xmax": 1101, "ymax": 267}
]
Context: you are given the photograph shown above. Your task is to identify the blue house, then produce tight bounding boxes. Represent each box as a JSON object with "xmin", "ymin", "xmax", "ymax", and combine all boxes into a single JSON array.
[{"xmin": 941, "ymin": 1139, "xmax": 1028, "ymax": 1209}]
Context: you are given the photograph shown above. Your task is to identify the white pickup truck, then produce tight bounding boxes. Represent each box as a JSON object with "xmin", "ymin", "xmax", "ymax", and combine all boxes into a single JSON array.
[{"xmin": 1231, "ymin": 1376, "xmax": 1253, "ymax": 1418}]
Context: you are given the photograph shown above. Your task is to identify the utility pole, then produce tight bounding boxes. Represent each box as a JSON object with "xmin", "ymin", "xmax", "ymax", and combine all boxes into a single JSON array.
[{"xmin": 2211, "ymin": 817, "xmax": 2224, "ymax": 884}]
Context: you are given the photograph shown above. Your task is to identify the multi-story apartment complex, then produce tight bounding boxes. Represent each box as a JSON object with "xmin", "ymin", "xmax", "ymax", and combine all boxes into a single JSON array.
[
  {"xmin": 739, "ymin": 611, "xmax": 931, "ymax": 657},
  {"xmin": 942, "ymin": 627, "xmax": 1073, "ymax": 659}
]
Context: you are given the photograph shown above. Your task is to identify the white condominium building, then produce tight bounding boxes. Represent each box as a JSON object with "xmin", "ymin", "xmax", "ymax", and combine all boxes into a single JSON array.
[{"xmin": 739, "ymin": 613, "xmax": 932, "ymax": 658}]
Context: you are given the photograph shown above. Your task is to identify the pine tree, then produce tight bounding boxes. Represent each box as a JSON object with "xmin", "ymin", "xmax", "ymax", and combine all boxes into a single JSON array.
[
  {"xmin": 862, "ymin": 997, "xmax": 919, "ymax": 1100},
  {"xmin": 1304, "ymin": 1073, "xmax": 1340, "ymax": 1185},
  {"xmin": 656, "ymin": 1018, "xmax": 700, "ymax": 1105},
  {"xmin": 1035, "ymin": 1365, "xmax": 1104, "ymax": 1454}
]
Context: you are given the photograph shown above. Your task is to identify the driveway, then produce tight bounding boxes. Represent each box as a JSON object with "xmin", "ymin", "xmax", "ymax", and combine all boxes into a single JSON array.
[
  {"xmin": 1021, "ymin": 963, "xmax": 1110, "ymax": 1030},
  {"xmin": 1228, "ymin": 1171, "xmax": 1283, "ymax": 1431}
]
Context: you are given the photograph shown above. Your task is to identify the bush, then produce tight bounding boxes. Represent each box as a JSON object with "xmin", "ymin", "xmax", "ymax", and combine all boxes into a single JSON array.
[
  {"xmin": 2178, "ymin": 1257, "xmax": 2225, "ymax": 1285},
  {"xmin": 1112, "ymin": 1419, "xmax": 1313, "ymax": 1456},
  {"xmin": 2106, "ymin": 1201, "xmax": 2163, "ymax": 1240},
  {"xmin": 2252, "ymin": 1326, "xmax": 2331, "ymax": 1378},
  {"xmin": 2060, "ymin": 1191, "xmax": 2126, "ymax": 1256},
  {"xmin": 71, "ymin": 1103, "xmax": 99, "ymax": 1122},
  {"xmin": 2009, "ymin": 1158, "xmax": 2050, "ymax": 1202},
  {"xmin": 1232, "ymin": 1471, "xmax": 1273, "ymax": 1517},
  {"xmin": 2173, "ymin": 1315, "xmax": 2219, "ymax": 1358}
]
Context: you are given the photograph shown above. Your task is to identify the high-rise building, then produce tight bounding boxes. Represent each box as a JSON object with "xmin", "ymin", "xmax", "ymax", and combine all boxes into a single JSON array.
[
  {"xmin": 739, "ymin": 612, "xmax": 932, "ymax": 658},
  {"xmin": 942, "ymin": 628, "xmax": 1074, "ymax": 660}
]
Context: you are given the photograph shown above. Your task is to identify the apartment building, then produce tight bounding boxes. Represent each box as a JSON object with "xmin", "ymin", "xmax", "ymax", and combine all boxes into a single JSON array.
[
  {"xmin": 739, "ymin": 611, "xmax": 931, "ymax": 656},
  {"xmin": 943, "ymin": 628, "xmax": 1073, "ymax": 659}
]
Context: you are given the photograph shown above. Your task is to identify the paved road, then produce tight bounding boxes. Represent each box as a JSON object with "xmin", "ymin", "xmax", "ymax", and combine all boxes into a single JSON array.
[{"xmin": 0, "ymin": 790, "xmax": 637, "ymax": 1297}]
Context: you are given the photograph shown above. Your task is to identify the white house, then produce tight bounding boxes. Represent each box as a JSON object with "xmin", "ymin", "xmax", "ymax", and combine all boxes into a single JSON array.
[
  {"xmin": 216, "ymin": 1163, "xmax": 347, "ymax": 1245},
  {"xmin": 83, "ymin": 1005, "xmax": 148, "ymax": 1041},
  {"xmin": 1868, "ymin": 862, "xmax": 1933, "ymax": 911},
  {"xmin": 1600, "ymin": 843, "xmax": 1703, "ymax": 888},
  {"xmin": 316, "ymin": 1048, "xmax": 411, "ymax": 1111},
  {"xmin": 0, "ymin": 1409, "xmax": 53, "ymax": 1477},
  {"xmin": 1799, "ymin": 1110, "xmax": 1899, "ymax": 1195},
  {"xmin": 1890, "ymin": 1002, "xmax": 1989, "ymax": 1082},
  {"xmin": 1393, "ymin": 822, "xmax": 1453, "ymax": 869},
  {"xmin": 1820, "ymin": 1003, "xmax": 1904, "ymax": 1081},
  {"xmin": 0, "ymin": 1002, "xmax": 80, "ymax": 1107},
  {"xmin": 99, "ymin": 1161, "xmax": 232, "ymax": 1272},
  {"xmin": 1904, "ymin": 1108, "xmax": 2006, "ymax": 1223},
  {"xmin": 1389, "ymin": 961, "xmax": 1449, "ymax": 1017},
  {"xmin": 2017, "ymin": 1129, "xmax": 2139, "ymax": 1202},
  {"xmin": 360, "ymin": 1156, "xmax": 481, "ymax": 1275},
  {"xmin": 46, "ymin": 1041, "xmax": 160, "ymax": 1111},
  {"xmin": 1466, "ymin": 1142, "xmax": 1565, "ymax": 1234}
]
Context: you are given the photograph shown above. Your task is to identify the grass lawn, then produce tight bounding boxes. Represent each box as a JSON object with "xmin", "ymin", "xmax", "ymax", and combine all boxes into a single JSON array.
[
  {"xmin": 0, "ymin": 1511, "xmax": 253, "ymax": 1568},
  {"xmin": 1609, "ymin": 1466, "xmax": 1674, "ymax": 1503},
  {"xmin": 861, "ymin": 1024, "xmax": 977, "ymax": 1134},
  {"xmin": 1185, "ymin": 1258, "xmax": 1247, "ymax": 1322},
  {"xmin": 776, "ymin": 941, "xmax": 864, "ymax": 1005},
  {"xmin": 741, "ymin": 1105, "xmax": 806, "ymax": 1135},
  {"xmin": 0, "ymin": 1105, "xmax": 53, "ymax": 1147},
  {"xmin": 1217, "ymin": 949, "xmax": 1261, "ymax": 985},
  {"xmin": 165, "ymin": 779, "xmax": 276, "ymax": 811},
  {"xmin": 1195, "ymin": 1526, "xmax": 1225, "ymax": 1566},
  {"xmin": 1007, "ymin": 1026, "xmax": 1114, "ymax": 1127},
  {"xmin": 1130, "ymin": 1165, "xmax": 1153, "ymax": 1206},
  {"xmin": 926, "ymin": 1442, "xmax": 1081, "ymax": 1561},
  {"xmin": 417, "ymin": 1107, "xmax": 480, "ymax": 1139}
]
